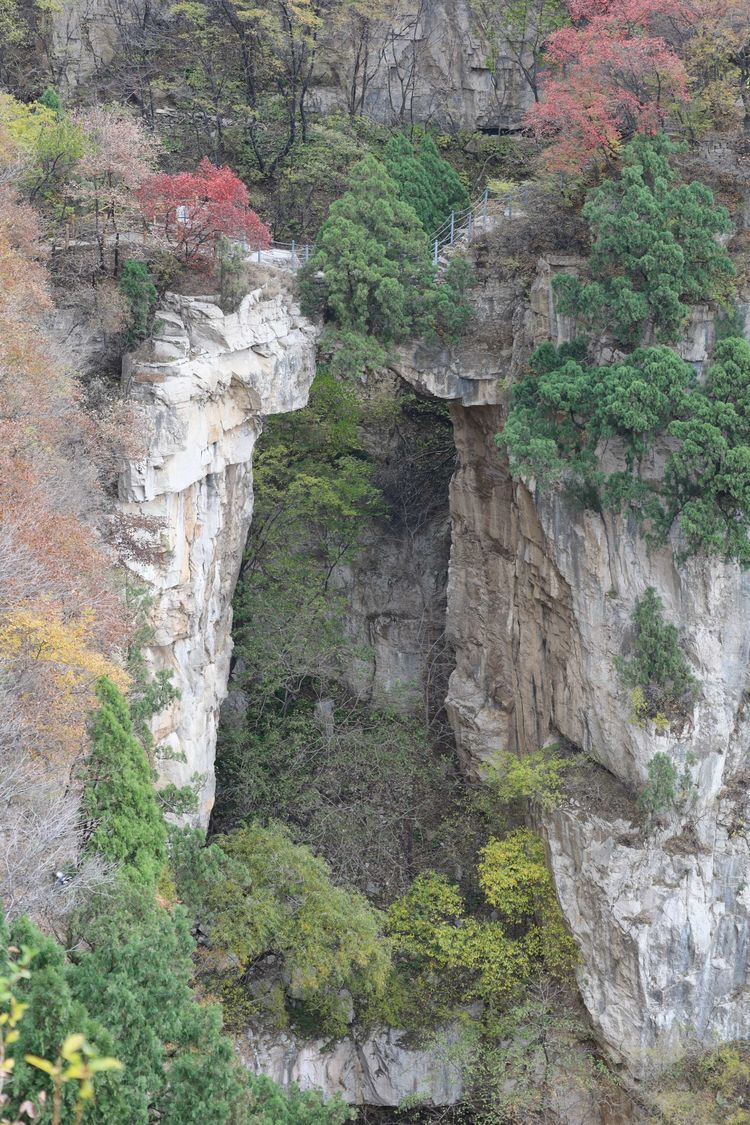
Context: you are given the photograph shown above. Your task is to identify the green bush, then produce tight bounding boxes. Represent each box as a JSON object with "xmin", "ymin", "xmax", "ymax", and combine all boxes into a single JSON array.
[
  {"xmin": 615, "ymin": 587, "xmax": 696, "ymax": 723},
  {"xmin": 484, "ymin": 748, "xmax": 571, "ymax": 810},
  {"xmin": 664, "ymin": 336, "xmax": 750, "ymax": 564},
  {"xmin": 501, "ymin": 340, "xmax": 694, "ymax": 487},
  {"xmin": 387, "ymin": 830, "xmax": 577, "ymax": 1014},
  {"xmin": 638, "ymin": 752, "xmax": 680, "ymax": 819},
  {"xmin": 182, "ymin": 822, "xmax": 392, "ymax": 1039}
]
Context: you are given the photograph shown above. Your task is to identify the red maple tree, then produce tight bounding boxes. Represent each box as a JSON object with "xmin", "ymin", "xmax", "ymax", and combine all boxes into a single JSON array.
[
  {"xmin": 527, "ymin": 0, "xmax": 692, "ymax": 171},
  {"xmin": 138, "ymin": 157, "xmax": 271, "ymax": 265}
]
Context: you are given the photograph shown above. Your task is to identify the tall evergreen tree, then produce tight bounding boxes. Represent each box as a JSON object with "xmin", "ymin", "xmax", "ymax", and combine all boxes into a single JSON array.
[
  {"xmin": 83, "ymin": 677, "xmax": 167, "ymax": 887},
  {"xmin": 383, "ymin": 133, "xmax": 440, "ymax": 233},
  {"xmin": 66, "ymin": 883, "xmax": 247, "ymax": 1124},
  {"xmin": 300, "ymin": 154, "xmax": 435, "ymax": 345},
  {"xmin": 416, "ymin": 135, "xmax": 469, "ymax": 231},
  {"xmin": 383, "ymin": 134, "xmax": 469, "ymax": 236}
]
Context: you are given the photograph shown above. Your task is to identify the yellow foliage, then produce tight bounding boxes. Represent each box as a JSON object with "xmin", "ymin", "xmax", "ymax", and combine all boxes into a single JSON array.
[{"xmin": 0, "ymin": 602, "xmax": 128, "ymax": 759}]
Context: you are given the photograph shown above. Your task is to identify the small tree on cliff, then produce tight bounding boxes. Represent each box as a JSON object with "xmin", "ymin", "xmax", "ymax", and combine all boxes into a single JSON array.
[
  {"xmin": 137, "ymin": 158, "xmax": 271, "ymax": 266},
  {"xmin": 83, "ymin": 677, "xmax": 167, "ymax": 886}
]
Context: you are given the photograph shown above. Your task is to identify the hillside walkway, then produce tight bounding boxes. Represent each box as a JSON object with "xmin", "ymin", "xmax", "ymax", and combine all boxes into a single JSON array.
[{"xmin": 241, "ymin": 186, "xmax": 528, "ymax": 273}]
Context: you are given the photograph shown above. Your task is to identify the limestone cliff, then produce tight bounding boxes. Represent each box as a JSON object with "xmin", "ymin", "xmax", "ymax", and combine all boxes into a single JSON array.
[
  {"xmin": 49, "ymin": 0, "xmax": 529, "ymax": 131},
  {"xmin": 118, "ymin": 286, "xmax": 317, "ymax": 827},
  {"xmin": 396, "ymin": 264, "xmax": 750, "ymax": 1076}
]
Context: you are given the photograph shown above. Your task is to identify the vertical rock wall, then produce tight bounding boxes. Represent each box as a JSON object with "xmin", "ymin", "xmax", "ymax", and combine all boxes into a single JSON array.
[
  {"xmin": 395, "ymin": 263, "xmax": 750, "ymax": 1075},
  {"xmin": 118, "ymin": 286, "xmax": 317, "ymax": 827}
]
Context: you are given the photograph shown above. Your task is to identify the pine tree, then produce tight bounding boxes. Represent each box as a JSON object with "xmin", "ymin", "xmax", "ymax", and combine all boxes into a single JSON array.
[
  {"xmin": 83, "ymin": 677, "xmax": 167, "ymax": 887},
  {"xmin": 416, "ymin": 136, "xmax": 469, "ymax": 231},
  {"xmin": 553, "ymin": 133, "xmax": 734, "ymax": 346},
  {"xmin": 66, "ymin": 882, "xmax": 247, "ymax": 1124},
  {"xmin": 6, "ymin": 915, "xmax": 128, "ymax": 1123},
  {"xmin": 299, "ymin": 154, "xmax": 435, "ymax": 347},
  {"xmin": 383, "ymin": 133, "xmax": 440, "ymax": 233}
]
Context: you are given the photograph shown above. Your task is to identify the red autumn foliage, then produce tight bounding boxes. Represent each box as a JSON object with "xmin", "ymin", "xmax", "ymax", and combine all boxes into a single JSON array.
[
  {"xmin": 526, "ymin": 0, "xmax": 692, "ymax": 171},
  {"xmin": 137, "ymin": 157, "xmax": 271, "ymax": 265}
]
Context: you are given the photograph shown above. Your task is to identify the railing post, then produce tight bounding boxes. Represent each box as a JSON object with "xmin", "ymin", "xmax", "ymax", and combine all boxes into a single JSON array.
[
  {"xmin": 483, "ymin": 187, "xmax": 488, "ymax": 226},
  {"xmin": 467, "ymin": 211, "xmax": 473, "ymax": 243},
  {"xmin": 450, "ymin": 211, "xmax": 455, "ymax": 245},
  {"xmin": 257, "ymin": 246, "xmax": 261, "ymax": 263},
  {"xmin": 291, "ymin": 239, "xmax": 296, "ymax": 269},
  {"xmin": 304, "ymin": 244, "xmax": 310, "ymax": 262},
  {"xmin": 433, "ymin": 238, "xmax": 439, "ymax": 265}
]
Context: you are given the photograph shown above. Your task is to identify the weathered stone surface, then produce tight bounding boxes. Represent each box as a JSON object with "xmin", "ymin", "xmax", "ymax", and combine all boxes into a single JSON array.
[
  {"xmin": 118, "ymin": 287, "xmax": 317, "ymax": 827},
  {"xmin": 50, "ymin": 0, "xmax": 530, "ymax": 130},
  {"xmin": 239, "ymin": 1027, "xmax": 464, "ymax": 1106},
  {"xmin": 395, "ymin": 260, "xmax": 750, "ymax": 1074},
  {"xmin": 313, "ymin": 0, "xmax": 531, "ymax": 130}
]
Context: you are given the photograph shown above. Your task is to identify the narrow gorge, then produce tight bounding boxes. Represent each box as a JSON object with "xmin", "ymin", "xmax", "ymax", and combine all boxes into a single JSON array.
[
  {"xmin": 111, "ymin": 209, "xmax": 750, "ymax": 1116},
  {"xmin": 4, "ymin": 2, "xmax": 750, "ymax": 1121}
]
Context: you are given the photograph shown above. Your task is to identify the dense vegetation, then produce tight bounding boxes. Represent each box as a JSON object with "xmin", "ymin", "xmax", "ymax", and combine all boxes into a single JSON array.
[
  {"xmin": 1, "ymin": 678, "xmax": 350, "ymax": 1124},
  {"xmin": 299, "ymin": 152, "xmax": 474, "ymax": 376},
  {"xmin": 500, "ymin": 133, "xmax": 750, "ymax": 564},
  {"xmin": 2, "ymin": 0, "xmax": 750, "ymax": 1118}
]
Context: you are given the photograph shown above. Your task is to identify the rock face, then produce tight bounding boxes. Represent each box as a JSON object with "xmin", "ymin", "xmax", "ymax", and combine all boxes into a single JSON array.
[
  {"xmin": 312, "ymin": 0, "xmax": 531, "ymax": 131},
  {"xmin": 395, "ymin": 262, "xmax": 750, "ymax": 1075},
  {"xmin": 118, "ymin": 287, "xmax": 317, "ymax": 827},
  {"xmin": 50, "ymin": 0, "xmax": 530, "ymax": 130},
  {"xmin": 239, "ymin": 1027, "xmax": 463, "ymax": 1107}
]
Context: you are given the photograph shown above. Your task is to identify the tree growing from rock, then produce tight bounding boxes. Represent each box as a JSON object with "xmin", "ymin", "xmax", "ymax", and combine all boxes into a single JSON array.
[{"xmin": 553, "ymin": 133, "xmax": 734, "ymax": 346}]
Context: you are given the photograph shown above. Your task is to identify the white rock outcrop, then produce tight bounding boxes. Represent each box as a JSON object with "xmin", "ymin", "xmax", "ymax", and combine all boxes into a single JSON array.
[{"xmin": 118, "ymin": 287, "xmax": 317, "ymax": 827}]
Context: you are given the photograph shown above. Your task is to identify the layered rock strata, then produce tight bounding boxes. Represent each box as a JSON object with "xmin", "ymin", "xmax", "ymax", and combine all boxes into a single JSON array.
[{"xmin": 118, "ymin": 287, "xmax": 317, "ymax": 827}]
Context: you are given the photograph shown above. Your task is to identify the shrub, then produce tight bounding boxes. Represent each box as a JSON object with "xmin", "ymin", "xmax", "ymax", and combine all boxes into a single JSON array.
[
  {"xmin": 387, "ymin": 830, "xmax": 577, "ymax": 1012},
  {"xmin": 484, "ymin": 748, "xmax": 571, "ymax": 810},
  {"xmin": 638, "ymin": 753, "xmax": 680, "ymax": 820},
  {"xmin": 499, "ymin": 333, "xmax": 750, "ymax": 563},
  {"xmin": 616, "ymin": 588, "xmax": 696, "ymax": 723},
  {"xmin": 300, "ymin": 154, "xmax": 472, "ymax": 376},
  {"xmin": 197, "ymin": 822, "xmax": 392, "ymax": 1038},
  {"xmin": 383, "ymin": 133, "xmax": 469, "ymax": 235}
]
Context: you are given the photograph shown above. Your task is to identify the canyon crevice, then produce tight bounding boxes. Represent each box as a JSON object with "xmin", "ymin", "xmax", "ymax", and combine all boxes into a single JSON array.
[
  {"xmin": 395, "ymin": 263, "xmax": 750, "ymax": 1075},
  {"xmin": 118, "ymin": 258, "xmax": 750, "ymax": 1086}
]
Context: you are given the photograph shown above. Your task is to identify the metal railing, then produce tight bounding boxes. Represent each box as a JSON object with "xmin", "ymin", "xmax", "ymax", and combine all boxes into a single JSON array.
[
  {"xmin": 428, "ymin": 184, "xmax": 529, "ymax": 266},
  {"xmin": 241, "ymin": 238, "xmax": 312, "ymax": 271},
  {"xmin": 238, "ymin": 184, "xmax": 529, "ymax": 273}
]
